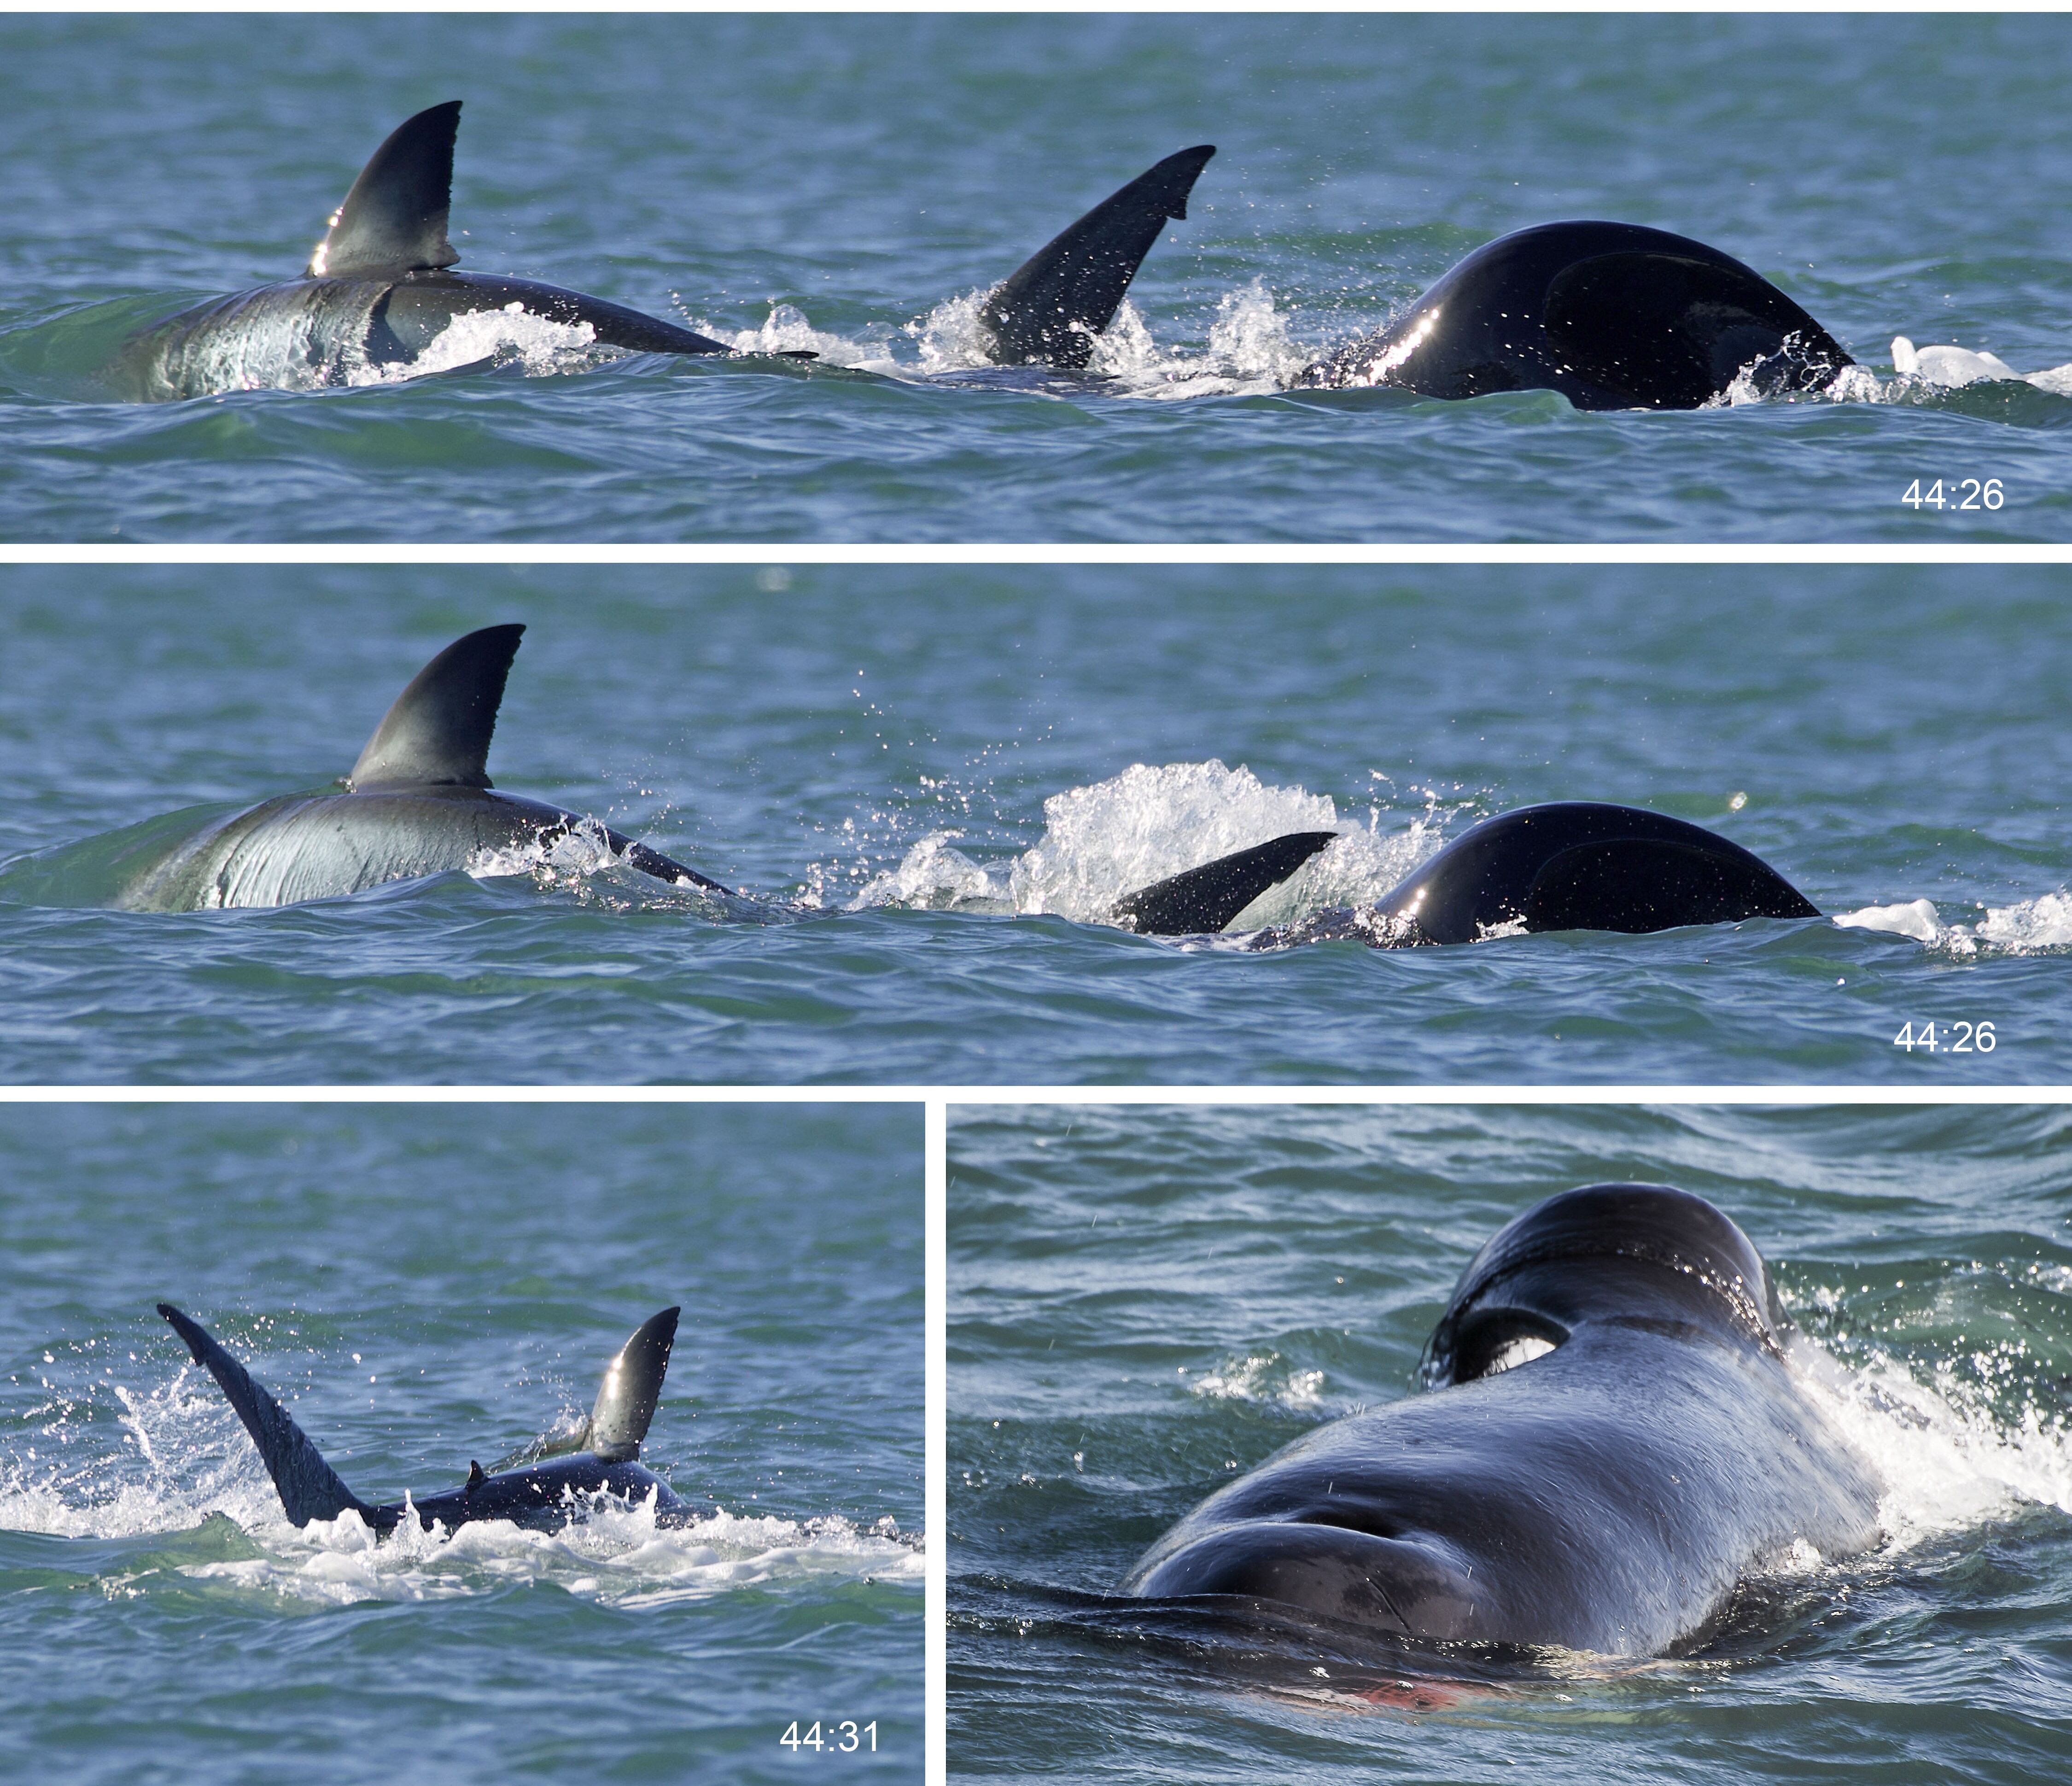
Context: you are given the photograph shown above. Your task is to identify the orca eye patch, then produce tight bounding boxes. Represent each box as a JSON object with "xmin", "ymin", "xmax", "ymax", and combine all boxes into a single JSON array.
[
  {"xmin": 1450, "ymin": 1310, "xmax": 1568, "ymax": 1383},
  {"xmin": 1480, "ymin": 1333, "xmax": 1557, "ymax": 1376}
]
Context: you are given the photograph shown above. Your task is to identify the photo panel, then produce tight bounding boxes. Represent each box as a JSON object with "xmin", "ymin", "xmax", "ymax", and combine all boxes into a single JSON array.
[
  {"xmin": 1, "ymin": 564, "xmax": 2067, "ymax": 1085},
  {"xmin": 1, "ymin": 12, "xmax": 2067, "ymax": 543},
  {"xmin": 946, "ymin": 1098, "xmax": 2072, "ymax": 1782},
  {"xmin": 0, "ymin": 1100, "xmax": 923, "ymax": 1781}
]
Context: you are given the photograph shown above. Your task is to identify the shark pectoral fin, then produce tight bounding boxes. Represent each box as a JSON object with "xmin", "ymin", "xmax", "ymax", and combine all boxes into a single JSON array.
[
  {"xmin": 586, "ymin": 1307, "xmax": 680, "ymax": 1464},
  {"xmin": 309, "ymin": 101, "xmax": 464, "ymax": 279},
  {"xmin": 979, "ymin": 144, "xmax": 1216, "ymax": 368},
  {"xmin": 1113, "ymin": 830, "xmax": 1339, "ymax": 936},
  {"xmin": 348, "ymin": 624, "xmax": 524, "ymax": 791},
  {"xmin": 615, "ymin": 838, "xmax": 731, "ymax": 895},
  {"xmin": 157, "ymin": 1303, "xmax": 372, "ymax": 1529}
]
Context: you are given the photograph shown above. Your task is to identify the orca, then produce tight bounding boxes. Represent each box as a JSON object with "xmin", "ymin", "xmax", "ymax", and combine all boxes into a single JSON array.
[
  {"xmin": 105, "ymin": 623, "xmax": 726, "ymax": 911},
  {"xmin": 1114, "ymin": 803, "xmax": 1818, "ymax": 942},
  {"xmin": 1296, "ymin": 220, "xmax": 1854, "ymax": 409},
  {"xmin": 110, "ymin": 102, "xmax": 810, "ymax": 401},
  {"xmin": 160, "ymin": 1302, "xmax": 690, "ymax": 1534},
  {"xmin": 978, "ymin": 146, "xmax": 1216, "ymax": 369},
  {"xmin": 1124, "ymin": 1184, "xmax": 1881, "ymax": 1656}
]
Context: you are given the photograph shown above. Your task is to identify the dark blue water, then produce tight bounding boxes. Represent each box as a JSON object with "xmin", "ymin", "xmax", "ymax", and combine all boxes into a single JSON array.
[
  {"xmin": 0, "ymin": 1100, "xmax": 922, "ymax": 1784},
  {"xmin": 3, "ymin": 14, "xmax": 2071, "ymax": 540},
  {"xmin": 0, "ymin": 565, "xmax": 2066, "ymax": 1084},
  {"xmin": 948, "ymin": 1102, "xmax": 2072, "ymax": 1783}
]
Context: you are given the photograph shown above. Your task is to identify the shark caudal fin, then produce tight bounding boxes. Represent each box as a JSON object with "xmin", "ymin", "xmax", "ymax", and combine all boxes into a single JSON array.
[
  {"xmin": 491, "ymin": 1306, "xmax": 681, "ymax": 1471},
  {"xmin": 308, "ymin": 101, "xmax": 464, "ymax": 279},
  {"xmin": 158, "ymin": 1304, "xmax": 375, "ymax": 1529},
  {"xmin": 980, "ymin": 145, "xmax": 1216, "ymax": 369},
  {"xmin": 1113, "ymin": 830, "xmax": 1338, "ymax": 935},
  {"xmin": 347, "ymin": 623, "xmax": 523, "ymax": 792}
]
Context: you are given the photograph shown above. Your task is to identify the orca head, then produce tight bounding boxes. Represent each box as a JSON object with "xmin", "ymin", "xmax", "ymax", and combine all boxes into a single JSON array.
[{"xmin": 1421, "ymin": 1183, "xmax": 1784, "ymax": 1389}]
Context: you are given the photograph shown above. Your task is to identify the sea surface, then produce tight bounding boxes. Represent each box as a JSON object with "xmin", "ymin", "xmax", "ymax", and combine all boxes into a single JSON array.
[
  {"xmin": 0, "ymin": 1101, "xmax": 923, "ymax": 1784},
  {"xmin": 947, "ymin": 1102, "xmax": 2072, "ymax": 1784},
  {"xmin": 2, "ymin": 13, "xmax": 2071, "ymax": 542},
  {"xmin": 2, "ymin": 565, "xmax": 2070, "ymax": 1085}
]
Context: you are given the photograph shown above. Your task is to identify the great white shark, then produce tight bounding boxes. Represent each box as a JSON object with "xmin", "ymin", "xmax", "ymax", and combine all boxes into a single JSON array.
[
  {"xmin": 1124, "ymin": 1184, "xmax": 1881, "ymax": 1656},
  {"xmin": 101, "ymin": 623, "xmax": 724, "ymax": 911},
  {"xmin": 161, "ymin": 1302, "xmax": 692, "ymax": 1533},
  {"xmin": 108, "ymin": 101, "xmax": 798, "ymax": 401},
  {"xmin": 1108, "ymin": 802, "xmax": 1819, "ymax": 943}
]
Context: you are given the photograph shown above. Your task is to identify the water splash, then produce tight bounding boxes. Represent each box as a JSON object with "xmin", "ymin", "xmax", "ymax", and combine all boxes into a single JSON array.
[
  {"xmin": 1833, "ymin": 893, "xmax": 2072, "ymax": 957},
  {"xmin": 850, "ymin": 760, "xmax": 1446, "ymax": 933},
  {"xmin": 345, "ymin": 306, "xmax": 606, "ymax": 387}
]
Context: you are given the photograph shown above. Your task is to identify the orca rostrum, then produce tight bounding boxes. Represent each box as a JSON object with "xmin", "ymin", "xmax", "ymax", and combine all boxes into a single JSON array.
[
  {"xmin": 1297, "ymin": 220, "xmax": 1854, "ymax": 409},
  {"xmin": 160, "ymin": 1302, "xmax": 693, "ymax": 1534},
  {"xmin": 107, "ymin": 623, "xmax": 726, "ymax": 911},
  {"xmin": 1113, "ymin": 802, "xmax": 1818, "ymax": 942},
  {"xmin": 111, "ymin": 102, "xmax": 801, "ymax": 401},
  {"xmin": 1125, "ymin": 1184, "xmax": 1881, "ymax": 1655}
]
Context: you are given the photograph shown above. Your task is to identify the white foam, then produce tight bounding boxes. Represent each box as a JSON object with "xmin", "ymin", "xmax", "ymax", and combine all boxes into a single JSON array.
[
  {"xmin": 1832, "ymin": 893, "xmax": 2072, "ymax": 957},
  {"xmin": 845, "ymin": 760, "xmax": 1445, "ymax": 933},
  {"xmin": 1889, "ymin": 334, "xmax": 2072, "ymax": 393},
  {"xmin": 1006, "ymin": 760, "xmax": 1341, "ymax": 924},
  {"xmin": 1788, "ymin": 1329, "xmax": 2072, "ymax": 1551},
  {"xmin": 172, "ymin": 1498, "xmax": 920, "ymax": 1611},
  {"xmin": 345, "ymin": 305, "xmax": 607, "ymax": 387},
  {"xmin": 1190, "ymin": 1353, "xmax": 1328, "ymax": 1411},
  {"xmin": 718, "ymin": 302, "xmax": 901, "ymax": 372}
]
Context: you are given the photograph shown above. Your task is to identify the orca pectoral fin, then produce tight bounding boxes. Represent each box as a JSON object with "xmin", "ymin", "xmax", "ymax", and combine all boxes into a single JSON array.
[
  {"xmin": 158, "ymin": 1304, "xmax": 374, "ymax": 1529},
  {"xmin": 1113, "ymin": 830, "xmax": 1339, "ymax": 936},
  {"xmin": 585, "ymin": 1307, "xmax": 680, "ymax": 1463},
  {"xmin": 979, "ymin": 144, "xmax": 1216, "ymax": 369},
  {"xmin": 348, "ymin": 623, "xmax": 523, "ymax": 792},
  {"xmin": 1523, "ymin": 837, "xmax": 1821, "ymax": 934},
  {"xmin": 309, "ymin": 101, "xmax": 464, "ymax": 279}
]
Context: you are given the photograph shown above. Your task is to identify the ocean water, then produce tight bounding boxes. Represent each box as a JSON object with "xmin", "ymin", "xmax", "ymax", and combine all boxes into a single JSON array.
[
  {"xmin": 2, "ymin": 564, "xmax": 2070, "ymax": 1085},
  {"xmin": 2, "ymin": 13, "xmax": 2071, "ymax": 542},
  {"xmin": 946, "ymin": 1102, "xmax": 2072, "ymax": 1783},
  {"xmin": 0, "ymin": 1101, "xmax": 923, "ymax": 1785}
]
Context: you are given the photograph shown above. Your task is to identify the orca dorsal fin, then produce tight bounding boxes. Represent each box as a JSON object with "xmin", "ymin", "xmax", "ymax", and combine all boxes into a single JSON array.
[
  {"xmin": 981, "ymin": 145, "xmax": 1215, "ymax": 369},
  {"xmin": 158, "ymin": 1303, "xmax": 375, "ymax": 1529},
  {"xmin": 585, "ymin": 1307, "xmax": 680, "ymax": 1463},
  {"xmin": 348, "ymin": 623, "xmax": 523, "ymax": 792},
  {"xmin": 1113, "ymin": 830, "xmax": 1339, "ymax": 935},
  {"xmin": 308, "ymin": 101, "xmax": 464, "ymax": 278}
]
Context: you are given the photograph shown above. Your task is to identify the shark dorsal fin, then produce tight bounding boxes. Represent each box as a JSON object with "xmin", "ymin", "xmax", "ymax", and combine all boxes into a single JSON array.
[
  {"xmin": 348, "ymin": 624, "xmax": 524, "ymax": 792},
  {"xmin": 308, "ymin": 101, "xmax": 464, "ymax": 278},
  {"xmin": 981, "ymin": 145, "xmax": 1215, "ymax": 369},
  {"xmin": 586, "ymin": 1307, "xmax": 680, "ymax": 1464}
]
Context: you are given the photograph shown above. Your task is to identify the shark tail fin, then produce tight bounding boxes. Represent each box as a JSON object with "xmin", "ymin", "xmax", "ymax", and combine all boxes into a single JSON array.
[
  {"xmin": 980, "ymin": 144, "xmax": 1215, "ymax": 369},
  {"xmin": 1113, "ymin": 830, "xmax": 1339, "ymax": 936},
  {"xmin": 348, "ymin": 623, "xmax": 524, "ymax": 792},
  {"xmin": 308, "ymin": 100, "xmax": 463, "ymax": 278},
  {"xmin": 158, "ymin": 1304, "xmax": 374, "ymax": 1529}
]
